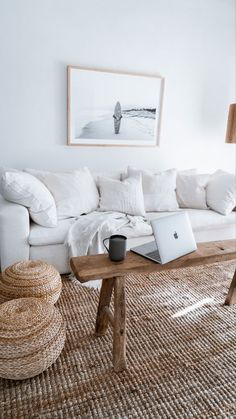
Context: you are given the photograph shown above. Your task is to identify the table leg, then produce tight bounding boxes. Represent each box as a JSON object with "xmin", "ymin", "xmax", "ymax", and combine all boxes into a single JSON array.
[
  {"xmin": 113, "ymin": 276, "xmax": 127, "ymax": 372},
  {"xmin": 95, "ymin": 277, "xmax": 115, "ymax": 336},
  {"xmin": 224, "ymin": 270, "xmax": 236, "ymax": 306}
]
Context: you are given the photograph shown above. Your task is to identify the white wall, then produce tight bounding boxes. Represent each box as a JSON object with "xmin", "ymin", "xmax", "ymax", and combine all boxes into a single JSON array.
[{"xmin": 0, "ymin": 0, "xmax": 235, "ymax": 173}]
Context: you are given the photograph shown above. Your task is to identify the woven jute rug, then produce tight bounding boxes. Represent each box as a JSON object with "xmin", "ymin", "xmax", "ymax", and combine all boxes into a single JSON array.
[{"xmin": 0, "ymin": 261, "xmax": 236, "ymax": 418}]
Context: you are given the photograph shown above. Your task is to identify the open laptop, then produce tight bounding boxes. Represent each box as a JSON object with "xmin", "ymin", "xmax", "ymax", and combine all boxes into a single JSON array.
[{"xmin": 131, "ymin": 212, "xmax": 197, "ymax": 264}]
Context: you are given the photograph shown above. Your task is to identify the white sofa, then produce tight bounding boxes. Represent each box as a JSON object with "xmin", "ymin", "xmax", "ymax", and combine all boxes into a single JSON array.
[{"xmin": 0, "ymin": 193, "xmax": 235, "ymax": 274}]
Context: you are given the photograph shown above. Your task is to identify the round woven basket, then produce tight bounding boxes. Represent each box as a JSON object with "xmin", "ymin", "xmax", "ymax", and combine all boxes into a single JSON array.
[
  {"xmin": 0, "ymin": 260, "xmax": 62, "ymax": 305},
  {"xmin": 0, "ymin": 297, "xmax": 66, "ymax": 380}
]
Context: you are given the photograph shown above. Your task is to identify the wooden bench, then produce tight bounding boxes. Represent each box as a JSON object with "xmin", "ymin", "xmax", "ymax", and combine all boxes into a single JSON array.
[{"xmin": 71, "ymin": 240, "xmax": 236, "ymax": 372}]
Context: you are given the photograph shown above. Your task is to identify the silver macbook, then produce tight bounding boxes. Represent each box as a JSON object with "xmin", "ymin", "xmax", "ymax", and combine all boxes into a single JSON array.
[{"xmin": 131, "ymin": 212, "xmax": 197, "ymax": 264}]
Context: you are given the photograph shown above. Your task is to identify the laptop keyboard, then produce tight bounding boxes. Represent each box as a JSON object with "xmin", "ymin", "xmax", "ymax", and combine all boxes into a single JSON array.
[
  {"xmin": 131, "ymin": 241, "xmax": 161, "ymax": 262},
  {"xmin": 146, "ymin": 250, "xmax": 161, "ymax": 261}
]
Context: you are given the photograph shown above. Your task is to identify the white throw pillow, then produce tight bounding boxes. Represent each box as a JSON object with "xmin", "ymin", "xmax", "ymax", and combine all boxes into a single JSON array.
[
  {"xmin": 177, "ymin": 168, "xmax": 197, "ymax": 177},
  {"xmin": 26, "ymin": 167, "xmax": 99, "ymax": 219},
  {"xmin": 0, "ymin": 171, "xmax": 57, "ymax": 227},
  {"xmin": 121, "ymin": 167, "xmax": 197, "ymax": 182},
  {"xmin": 127, "ymin": 167, "xmax": 179, "ymax": 212},
  {"xmin": 176, "ymin": 173, "xmax": 209, "ymax": 209},
  {"xmin": 206, "ymin": 171, "xmax": 236, "ymax": 215},
  {"xmin": 98, "ymin": 175, "xmax": 146, "ymax": 216}
]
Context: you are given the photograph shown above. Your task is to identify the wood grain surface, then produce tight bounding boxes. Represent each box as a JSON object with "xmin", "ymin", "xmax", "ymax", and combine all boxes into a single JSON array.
[{"xmin": 71, "ymin": 240, "xmax": 236, "ymax": 282}]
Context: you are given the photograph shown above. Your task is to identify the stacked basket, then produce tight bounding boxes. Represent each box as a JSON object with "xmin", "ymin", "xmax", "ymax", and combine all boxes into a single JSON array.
[
  {"xmin": 0, "ymin": 260, "xmax": 66, "ymax": 380},
  {"xmin": 0, "ymin": 260, "xmax": 62, "ymax": 304}
]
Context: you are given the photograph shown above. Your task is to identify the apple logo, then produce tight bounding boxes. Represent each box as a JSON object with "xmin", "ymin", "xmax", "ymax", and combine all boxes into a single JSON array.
[{"xmin": 174, "ymin": 231, "xmax": 178, "ymax": 239}]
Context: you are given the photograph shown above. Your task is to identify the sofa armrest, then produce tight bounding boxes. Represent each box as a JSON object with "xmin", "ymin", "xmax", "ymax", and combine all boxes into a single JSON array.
[{"xmin": 0, "ymin": 195, "xmax": 30, "ymax": 271}]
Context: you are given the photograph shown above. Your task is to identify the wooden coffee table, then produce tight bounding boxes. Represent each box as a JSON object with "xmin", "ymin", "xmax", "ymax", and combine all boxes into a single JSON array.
[{"xmin": 71, "ymin": 240, "xmax": 236, "ymax": 372}]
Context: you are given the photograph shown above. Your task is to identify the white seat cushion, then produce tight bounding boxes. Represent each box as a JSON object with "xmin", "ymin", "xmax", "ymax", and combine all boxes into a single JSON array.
[
  {"xmin": 29, "ymin": 209, "xmax": 236, "ymax": 247},
  {"xmin": 29, "ymin": 218, "xmax": 76, "ymax": 246},
  {"xmin": 146, "ymin": 209, "xmax": 236, "ymax": 232}
]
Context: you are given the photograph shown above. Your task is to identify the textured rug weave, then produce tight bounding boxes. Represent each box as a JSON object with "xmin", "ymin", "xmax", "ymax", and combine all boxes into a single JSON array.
[{"xmin": 0, "ymin": 261, "xmax": 236, "ymax": 418}]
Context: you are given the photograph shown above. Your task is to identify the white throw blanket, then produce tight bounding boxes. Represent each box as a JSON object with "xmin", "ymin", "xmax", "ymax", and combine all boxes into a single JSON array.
[
  {"xmin": 65, "ymin": 211, "xmax": 152, "ymax": 256},
  {"xmin": 65, "ymin": 211, "xmax": 152, "ymax": 288}
]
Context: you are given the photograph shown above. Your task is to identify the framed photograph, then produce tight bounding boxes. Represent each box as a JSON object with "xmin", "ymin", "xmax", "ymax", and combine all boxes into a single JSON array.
[{"xmin": 67, "ymin": 66, "xmax": 165, "ymax": 147}]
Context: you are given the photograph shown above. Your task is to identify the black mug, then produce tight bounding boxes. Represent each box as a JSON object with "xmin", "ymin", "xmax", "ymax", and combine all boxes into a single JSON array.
[{"xmin": 103, "ymin": 235, "xmax": 127, "ymax": 262}]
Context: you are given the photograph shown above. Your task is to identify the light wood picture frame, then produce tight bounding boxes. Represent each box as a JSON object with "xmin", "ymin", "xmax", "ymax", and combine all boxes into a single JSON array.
[{"xmin": 67, "ymin": 66, "xmax": 165, "ymax": 147}]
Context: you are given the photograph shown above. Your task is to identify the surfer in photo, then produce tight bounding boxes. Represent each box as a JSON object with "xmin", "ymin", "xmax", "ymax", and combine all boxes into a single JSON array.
[{"xmin": 113, "ymin": 101, "xmax": 122, "ymax": 134}]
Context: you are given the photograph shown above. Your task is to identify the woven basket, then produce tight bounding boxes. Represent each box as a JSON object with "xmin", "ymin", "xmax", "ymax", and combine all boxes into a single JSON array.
[
  {"xmin": 0, "ymin": 260, "xmax": 62, "ymax": 305},
  {"xmin": 0, "ymin": 297, "xmax": 66, "ymax": 380}
]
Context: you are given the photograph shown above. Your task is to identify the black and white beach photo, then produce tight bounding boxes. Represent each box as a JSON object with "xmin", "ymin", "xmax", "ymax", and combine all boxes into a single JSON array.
[{"xmin": 68, "ymin": 67, "xmax": 164, "ymax": 146}]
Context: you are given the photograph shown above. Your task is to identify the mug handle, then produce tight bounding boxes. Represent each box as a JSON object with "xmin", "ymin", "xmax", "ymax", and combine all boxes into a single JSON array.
[{"xmin": 103, "ymin": 238, "xmax": 109, "ymax": 253}]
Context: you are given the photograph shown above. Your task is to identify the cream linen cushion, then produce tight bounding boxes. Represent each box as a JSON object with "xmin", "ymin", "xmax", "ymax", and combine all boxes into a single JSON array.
[
  {"xmin": 26, "ymin": 167, "xmax": 99, "ymax": 219},
  {"xmin": 127, "ymin": 167, "xmax": 179, "ymax": 211},
  {"xmin": 98, "ymin": 175, "xmax": 146, "ymax": 216},
  {"xmin": 206, "ymin": 171, "xmax": 236, "ymax": 215},
  {"xmin": 176, "ymin": 173, "xmax": 209, "ymax": 209},
  {"xmin": 0, "ymin": 171, "xmax": 57, "ymax": 227}
]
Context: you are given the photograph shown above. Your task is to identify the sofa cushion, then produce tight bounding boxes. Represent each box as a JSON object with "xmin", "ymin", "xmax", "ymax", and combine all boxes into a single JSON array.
[
  {"xmin": 26, "ymin": 167, "xmax": 99, "ymax": 219},
  {"xmin": 127, "ymin": 167, "xmax": 179, "ymax": 212},
  {"xmin": 29, "ymin": 218, "xmax": 76, "ymax": 246},
  {"xmin": 121, "ymin": 167, "xmax": 197, "ymax": 181},
  {"xmin": 29, "ymin": 209, "xmax": 236, "ymax": 247},
  {"xmin": 206, "ymin": 171, "xmax": 236, "ymax": 215},
  {"xmin": 146, "ymin": 209, "xmax": 236, "ymax": 232},
  {"xmin": 98, "ymin": 175, "xmax": 146, "ymax": 216},
  {"xmin": 176, "ymin": 174, "xmax": 210, "ymax": 209},
  {"xmin": 0, "ymin": 171, "xmax": 57, "ymax": 227}
]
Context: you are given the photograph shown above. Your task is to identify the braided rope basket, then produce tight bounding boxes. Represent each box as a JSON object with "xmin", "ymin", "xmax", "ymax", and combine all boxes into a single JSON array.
[
  {"xmin": 0, "ymin": 297, "xmax": 66, "ymax": 380},
  {"xmin": 0, "ymin": 261, "xmax": 62, "ymax": 305}
]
